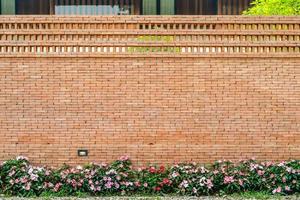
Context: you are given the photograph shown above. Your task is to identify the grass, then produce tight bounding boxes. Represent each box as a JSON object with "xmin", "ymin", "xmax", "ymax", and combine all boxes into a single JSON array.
[{"xmin": 227, "ymin": 192, "xmax": 300, "ymax": 199}]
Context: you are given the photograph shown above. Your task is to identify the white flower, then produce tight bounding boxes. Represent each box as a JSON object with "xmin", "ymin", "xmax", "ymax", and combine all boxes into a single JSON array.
[
  {"xmin": 28, "ymin": 167, "xmax": 33, "ymax": 174},
  {"xmin": 76, "ymin": 165, "xmax": 83, "ymax": 170},
  {"xmin": 30, "ymin": 174, "xmax": 39, "ymax": 181},
  {"xmin": 9, "ymin": 179, "xmax": 14, "ymax": 185},
  {"xmin": 8, "ymin": 170, "xmax": 16, "ymax": 176},
  {"xmin": 180, "ymin": 180, "xmax": 189, "ymax": 188},
  {"xmin": 105, "ymin": 169, "xmax": 117, "ymax": 175},
  {"xmin": 16, "ymin": 156, "xmax": 29, "ymax": 161},
  {"xmin": 171, "ymin": 172, "xmax": 179, "ymax": 178}
]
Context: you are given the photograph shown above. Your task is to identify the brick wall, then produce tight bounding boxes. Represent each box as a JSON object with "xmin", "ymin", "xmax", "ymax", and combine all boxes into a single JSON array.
[{"xmin": 0, "ymin": 16, "xmax": 299, "ymax": 166}]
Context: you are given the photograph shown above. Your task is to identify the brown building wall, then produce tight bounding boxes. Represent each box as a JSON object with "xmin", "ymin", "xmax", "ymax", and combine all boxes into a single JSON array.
[{"xmin": 0, "ymin": 16, "xmax": 299, "ymax": 166}]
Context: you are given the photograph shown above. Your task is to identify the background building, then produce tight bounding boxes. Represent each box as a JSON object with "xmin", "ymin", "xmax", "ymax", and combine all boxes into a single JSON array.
[{"xmin": 1, "ymin": 0, "xmax": 253, "ymax": 15}]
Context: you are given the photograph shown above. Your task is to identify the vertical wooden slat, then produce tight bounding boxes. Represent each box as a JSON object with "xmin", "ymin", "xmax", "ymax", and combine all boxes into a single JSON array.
[
  {"xmin": 61, "ymin": 0, "xmax": 65, "ymax": 14},
  {"xmin": 125, "ymin": 0, "xmax": 129, "ymax": 14},
  {"xmin": 133, "ymin": 0, "xmax": 137, "ymax": 14},
  {"xmin": 60, "ymin": 0, "xmax": 63, "ymax": 14},
  {"xmin": 239, "ymin": 0, "xmax": 243, "ymax": 14},
  {"xmin": 104, "ymin": 0, "xmax": 107, "ymax": 14},
  {"xmin": 74, "ymin": 0, "xmax": 78, "ymax": 14},
  {"xmin": 67, "ymin": 0, "xmax": 70, "ymax": 14},
  {"xmin": 85, "ymin": 0, "xmax": 88, "ymax": 15},
  {"xmin": 95, "ymin": 0, "xmax": 99, "ymax": 14},
  {"xmin": 217, "ymin": 0, "xmax": 221, "ymax": 15},
  {"xmin": 222, "ymin": 0, "xmax": 226, "ymax": 15},
  {"xmin": 63, "ymin": 0, "xmax": 66, "ymax": 14},
  {"xmin": 79, "ymin": 0, "xmax": 82, "ymax": 14},
  {"xmin": 67, "ymin": 0, "xmax": 71, "ymax": 14},
  {"xmin": 87, "ymin": 0, "xmax": 92, "ymax": 14},
  {"xmin": 85, "ymin": 0, "xmax": 90, "ymax": 15},
  {"xmin": 39, "ymin": 0, "xmax": 42, "ymax": 14},
  {"xmin": 99, "ymin": 0, "xmax": 103, "ymax": 14},
  {"xmin": 98, "ymin": 0, "xmax": 102, "ymax": 14},
  {"xmin": 50, "ymin": 0, "xmax": 55, "ymax": 14},
  {"xmin": 108, "ymin": 0, "xmax": 113, "ymax": 14},
  {"xmin": 55, "ymin": 0, "xmax": 59, "ymax": 14},
  {"xmin": 203, "ymin": 0, "xmax": 206, "ymax": 15},
  {"xmin": 114, "ymin": 0, "xmax": 118, "ymax": 14},
  {"xmin": 120, "ymin": 0, "xmax": 124, "ymax": 14},
  {"xmin": 70, "ymin": 0, "xmax": 75, "ymax": 14},
  {"xmin": 238, "ymin": 0, "xmax": 242, "ymax": 14},
  {"xmin": 199, "ymin": 0, "xmax": 203, "ymax": 15},
  {"xmin": 133, "ymin": 0, "xmax": 140, "ymax": 14},
  {"xmin": 187, "ymin": 0, "xmax": 191, "ymax": 15},
  {"xmin": 92, "ymin": 0, "xmax": 97, "ymax": 15}
]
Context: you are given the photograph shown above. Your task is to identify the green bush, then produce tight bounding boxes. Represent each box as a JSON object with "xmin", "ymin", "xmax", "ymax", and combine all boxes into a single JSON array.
[
  {"xmin": 0, "ymin": 156, "xmax": 299, "ymax": 197},
  {"xmin": 243, "ymin": 0, "xmax": 300, "ymax": 15}
]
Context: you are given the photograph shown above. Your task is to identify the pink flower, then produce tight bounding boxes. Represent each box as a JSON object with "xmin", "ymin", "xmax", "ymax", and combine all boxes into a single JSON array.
[
  {"xmin": 162, "ymin": 178, "xmax": 171, "ymax": 185},
  {"xmin": 257, "ymin": 170, "xmax": 264, "ymax": 176},
  {"xmin": 114, "ymin": 182, "xmax": 120, "ymax": 189},
  {"xmin": 119, "ymin": 155, "xmax": 129, "ymax": 161},
  {"xmin": 54, "ymin": 183, "xmax": 62, "ymax": 192},
  {"xmin": 25, "ymin": 182, "xmax": 31, "ymax": 191},
  {"xmin": 285, "ymin": 186, "xmax": 291, "ymax": 191},
  {"xmin": 282, "ymin": 177, "xmax": 287, "ymax": 183},
  {"xmin": 277, "ymin": 187, "xmax": 282, "ymax": 193},
  {"xmin": 206, "ymin": 179, "xmax": 213, "ymax": 189},
  {"xmin": 134, "ymin": 181, "xmax": 141, "ymax": 187},
  {"xmin": 149, "ymin": 166, "xmax": 156, "ymax": 174},
  {"xmin": 90, "ymin": 185, "xmax": 95, "ymax": 191},
  {"xmin": 158, "ymin": 165, "xmax": 165, "ymax": 173},
  {"xmin": 154, "ymin": 186, "xmax": 161, "ymax": 191},
  {"xmin": 224, "ymin": 176, "xmax": 235, "ymax": 184},
  {"xmin": 105, "ymin": 182, "xmax": 113, "ymax": 189},
  {"xmin": 239, "ymin": 179, "xmax": 244, "ymax": 186},
  {"xmin": 20, "ymin": 177, "xmax": 28, "ymax": 183},
  {"xmin": 143, "ymin": 183, "xmax": 148, "ymax": 187},
  {"xmin": 45, "ymin": 170, "xmax": 51, "ymax": 176},
  {"xmin": 272, "ymin": 186, "xmax": 282, "ymax": 194}
]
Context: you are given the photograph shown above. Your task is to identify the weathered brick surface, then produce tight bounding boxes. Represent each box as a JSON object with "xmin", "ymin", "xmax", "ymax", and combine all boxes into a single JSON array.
[{"xmin": 0, "ymin": 16, "xmax": 299, "ymax": 166}]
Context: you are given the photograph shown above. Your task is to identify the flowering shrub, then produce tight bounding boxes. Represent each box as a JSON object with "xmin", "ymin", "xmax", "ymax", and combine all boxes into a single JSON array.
[{"xmin": 0, "ymin": 156, "xmax": 299, "ymax": 197}]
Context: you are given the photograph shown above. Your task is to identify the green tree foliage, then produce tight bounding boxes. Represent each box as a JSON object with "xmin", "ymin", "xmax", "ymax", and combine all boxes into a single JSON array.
[{"xmin": 243, "ymin": 0, "xmax": 300, "ymax": 15}]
